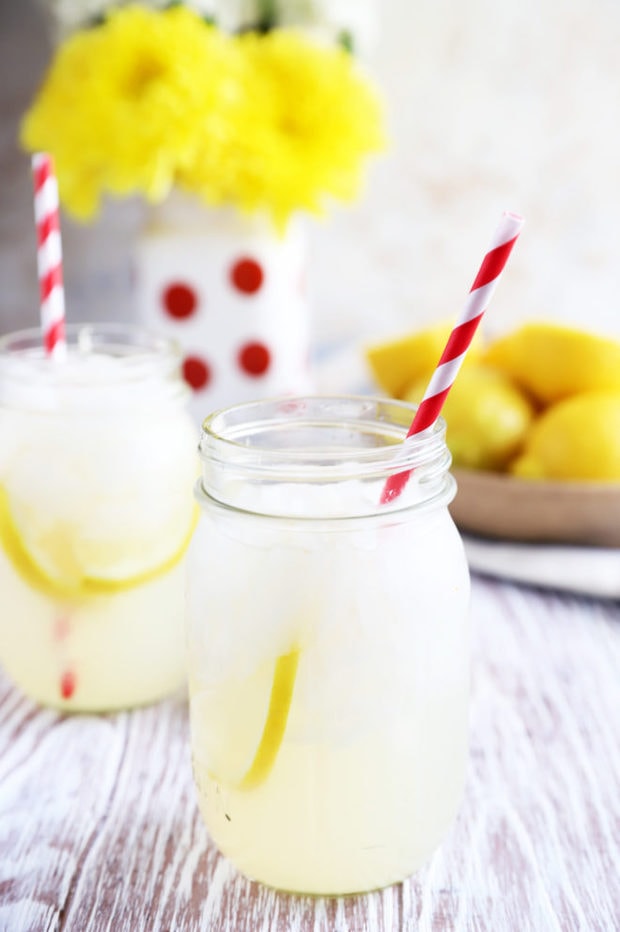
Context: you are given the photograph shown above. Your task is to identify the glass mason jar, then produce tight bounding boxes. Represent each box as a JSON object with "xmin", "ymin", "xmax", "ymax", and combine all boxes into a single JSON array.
[
  {"xmin": 187, "ymin": 395, "xmax": 471, "ymax": 895},
  {"xmin": 0, "ymin": 323, "xmax": 198, "ymax": 711}
]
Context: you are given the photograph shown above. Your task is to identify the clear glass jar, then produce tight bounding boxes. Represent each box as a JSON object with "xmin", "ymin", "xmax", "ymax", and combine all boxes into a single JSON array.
[
  {"xmin": 187, "ymin": 395, "xmax": 471, "ymax": 895},
  {"xmin": 0, "ymin": 323, "xmax": 198, "ymax": 711}
]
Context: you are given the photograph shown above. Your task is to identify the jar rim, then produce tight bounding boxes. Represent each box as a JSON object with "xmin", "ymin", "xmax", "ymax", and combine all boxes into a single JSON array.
[
  {"xmin": 198, "ymin": 395, "xmax": 453, "ymax": 516},
  {"xmin": 0, "ymin": 322, "xmax": 187, "ymax": 411},
  {"xmin": 0, "ymin": 322, "xmax": 180, "ymax": 362},
  {"xmin": 201, "ymin": 394, "xmax": 446, "ymax": 464}
]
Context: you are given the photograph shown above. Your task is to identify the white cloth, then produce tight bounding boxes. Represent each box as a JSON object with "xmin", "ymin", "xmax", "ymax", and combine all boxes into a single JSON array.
[{"xmin": 464, "ymin": 536, "xmax": 620, "ymax": 599}]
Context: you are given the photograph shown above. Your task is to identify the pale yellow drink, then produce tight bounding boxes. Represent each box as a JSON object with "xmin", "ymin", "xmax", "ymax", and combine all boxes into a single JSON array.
[
  {"xmin": 187, "ymin": 397, "xmax": 470, "ymax": 894},
  {"xmin": 0, "ymin": 324, "xmax": 198, "ymax": 711}
]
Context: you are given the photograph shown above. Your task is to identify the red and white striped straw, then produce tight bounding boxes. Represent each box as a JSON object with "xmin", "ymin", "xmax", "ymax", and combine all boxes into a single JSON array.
[
  {"xmin": 381, "ymin": 210, "xmax": 524, "ymax": 504},
  {"xmin": 32, "ymin": 153, "xmax": 66, "ymax": 358}
]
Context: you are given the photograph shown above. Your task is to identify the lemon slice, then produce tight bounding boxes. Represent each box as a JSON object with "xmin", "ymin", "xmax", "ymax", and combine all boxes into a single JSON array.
[
  {"xmin": 238, "ymin": 649, "xmax": 299, "ymax": 790},
  {"xmin": 0, "ymin": 485, "xmax": 198, "ymax": 600},
  {"xmin": 196, "ymin": 649, "xmax": 300, "ymax": 791}
]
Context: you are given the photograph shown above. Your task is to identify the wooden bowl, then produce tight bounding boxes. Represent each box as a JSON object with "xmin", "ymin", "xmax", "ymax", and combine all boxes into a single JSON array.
[{"xmin": 450, "ymin": 468, "xmax": 620, "ymax": 547}]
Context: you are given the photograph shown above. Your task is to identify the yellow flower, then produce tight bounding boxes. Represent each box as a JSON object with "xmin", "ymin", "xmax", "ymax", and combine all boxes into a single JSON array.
[
  {"xmin": 21, "ymin": 5, "xmax": 241, "ymax": 218},
  {"xmin": 180, "ymin": 29, "xmax": 385, "ymax": 226},
  {"xmin": 21, "ymin": 7, "xmax": 385, "ymax": 226}
]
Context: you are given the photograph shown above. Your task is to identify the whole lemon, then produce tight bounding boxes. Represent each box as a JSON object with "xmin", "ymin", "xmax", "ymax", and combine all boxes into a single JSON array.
[
  {"xmin": 403, "ymin": 364, "xmax": 535, "ymax": 471},
  {"xmin": 511, "ymin": 392, "xmax": 620, "ymax": 481},
  {"xmin": 484, "ymin": 321, "xmax": 620, "ymax": 404},
  {"xmin": 365, "ymin": 319, "xmax": 483, "ymax": 398}
]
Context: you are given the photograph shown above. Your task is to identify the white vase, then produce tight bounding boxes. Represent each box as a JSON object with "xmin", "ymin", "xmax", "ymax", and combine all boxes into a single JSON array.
[{"xmin": 134, "ymin": 192, "xmax": 313, "ymax": 424}]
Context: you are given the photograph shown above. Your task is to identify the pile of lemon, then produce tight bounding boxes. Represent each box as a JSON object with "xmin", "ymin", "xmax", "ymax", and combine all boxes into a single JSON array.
[{"xmin": 365, "ymin": 321, "xmax": 620, "ymax": 482}]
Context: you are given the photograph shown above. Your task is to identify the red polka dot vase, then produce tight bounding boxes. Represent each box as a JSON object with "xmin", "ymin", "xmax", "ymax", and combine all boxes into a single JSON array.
[{"xmin": 134, "ymin": 193, "xmax": 313, "ymax": 423}]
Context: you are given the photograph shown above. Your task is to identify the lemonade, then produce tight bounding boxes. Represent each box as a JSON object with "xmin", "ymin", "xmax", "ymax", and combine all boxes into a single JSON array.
[
  {"xmin": 0, "ymin": 324, "xmax": 198, "ymax": 711},
  {"xmin": 187, "ymin": 396, "xmax": 471, "ymax": 894}
]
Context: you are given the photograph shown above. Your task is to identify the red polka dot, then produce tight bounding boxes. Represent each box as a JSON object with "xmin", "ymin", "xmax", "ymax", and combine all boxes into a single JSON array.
[
  {"xmin": 230, "ymin": 257, "xmax": 264, "ymax": 295},
  {"xmin": 162, "ymin": 282, "xmax": 198, "ymax": 319},
  {"xmin": 238, "ymin": 341, "xmax": 271, "ymax": 377},
  {"xmin": 182, "ymin": 355, "xmax": 211, "ymax": 391}
]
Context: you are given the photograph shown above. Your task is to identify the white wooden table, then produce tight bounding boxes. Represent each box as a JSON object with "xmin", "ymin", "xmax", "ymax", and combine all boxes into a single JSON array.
[{"xmin": 1, "ymin": 575, "xmax": 619, "ymax": 931}]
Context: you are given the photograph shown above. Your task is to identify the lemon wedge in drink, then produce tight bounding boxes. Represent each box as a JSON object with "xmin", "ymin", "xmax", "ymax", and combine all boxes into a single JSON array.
[
  {"xmin": 0, "ymin": 485, "xmax": 197, "ymax": 600},
  {"xmin": 239, "ymin": 650, "xmax": 299, "ymax": 790},
  {"xmin": 194, "ymin": 649, "xmax": 300, "ymax": 790}
]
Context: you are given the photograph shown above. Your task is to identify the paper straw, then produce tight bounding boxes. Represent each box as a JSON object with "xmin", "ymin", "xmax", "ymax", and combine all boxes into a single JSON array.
[
  {"xmin": 380, "ymin": 210, "xmax": 525, "ymax": 505},
  {"xmin": 32, "ymin": 153, "xmax": 66, "ymax": 358}
]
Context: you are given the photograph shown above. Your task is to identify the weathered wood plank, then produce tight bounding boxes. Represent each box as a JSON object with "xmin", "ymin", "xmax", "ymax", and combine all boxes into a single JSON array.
[{"xmin": 1, "ymin": 579, "xmax": 619, "ymax": 931}]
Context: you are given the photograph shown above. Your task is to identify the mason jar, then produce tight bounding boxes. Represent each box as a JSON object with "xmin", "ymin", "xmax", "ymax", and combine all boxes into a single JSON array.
[
  {"xmin": 187, "ymin": 395, "xmax": 471, "ymax": 894},
  {"xmin": 0, "ymin": 323, "xmax": 198, "ymax": 711}
]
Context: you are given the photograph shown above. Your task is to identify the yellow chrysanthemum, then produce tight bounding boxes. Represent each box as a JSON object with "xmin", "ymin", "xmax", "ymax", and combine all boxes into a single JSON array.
[
  {"xmin": 179, "ymin": 29, "xmax": 385, "ymax": 226},
  {"xmin": 21, "ymin": 7, "xmax": 385, "ymax": 226},
  {"xmin": 21, "ymin": 5, "xmax": 242, "ymax": 218}
]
